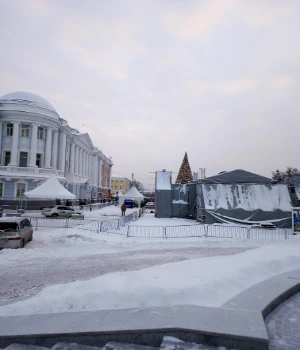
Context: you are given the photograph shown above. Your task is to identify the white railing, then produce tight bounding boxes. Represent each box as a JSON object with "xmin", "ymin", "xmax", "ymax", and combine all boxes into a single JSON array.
[{"xmin": 0, "ymin": 166, "xmax": 63, "ymax": 176}]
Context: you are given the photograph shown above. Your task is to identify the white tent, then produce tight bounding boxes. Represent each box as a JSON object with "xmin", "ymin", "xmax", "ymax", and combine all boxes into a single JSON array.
[
  {"xmin": 119, "ymin": 187, "xmax": 144, "ymax": 207},
  {"xmin": 24, "ymin": 175, "xmax": 76, "ymax": 199}
]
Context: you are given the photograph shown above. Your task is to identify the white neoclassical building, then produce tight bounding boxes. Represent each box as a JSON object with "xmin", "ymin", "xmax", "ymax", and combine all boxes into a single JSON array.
[{"xmin": 0, "ymin": 91, "xmax": 113, "ymax": 207}]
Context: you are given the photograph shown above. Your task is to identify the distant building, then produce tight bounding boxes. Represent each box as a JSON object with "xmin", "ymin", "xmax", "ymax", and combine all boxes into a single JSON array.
[
  {"xmin": 0, "ymin": 91, "xmax": 113, "ymax": 206},
  {"xmin": 111, "ymin": 174, "xmax": 132, "ymax": 196}
]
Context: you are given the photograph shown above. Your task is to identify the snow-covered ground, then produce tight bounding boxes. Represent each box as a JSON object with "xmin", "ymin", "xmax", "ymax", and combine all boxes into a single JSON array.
[
  {"xmin": 0, "ymin": 243, "xmax": 299, "ymax": 316},
  {"xmin": 1, "ymin": 207, "xmax": 299, "ymax": 317}
]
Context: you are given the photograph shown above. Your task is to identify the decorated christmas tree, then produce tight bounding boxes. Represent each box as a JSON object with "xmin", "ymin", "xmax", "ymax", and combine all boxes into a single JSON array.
[{"xmin": 176, "ymin": 152, "xmax": 193, "ymax": 184}]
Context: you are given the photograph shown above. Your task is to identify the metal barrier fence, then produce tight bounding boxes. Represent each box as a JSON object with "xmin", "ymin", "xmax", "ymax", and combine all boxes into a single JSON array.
[
  {"xmin": 28, "ymin": 213, "xmax": 298, "ymax": 240},
  {"xmin": 166, "ymin": 225, "xmax": 206, "ymax": 238},
  {"xmin": 80, "ymin": 202, "xmax": 113, "ymax": 211},
  {"xmin": 128, "ymin": 225, "xmax": 165, "ymax": 238},
  {"xmin": 29, "ymin": 208, "xmax": 143, "ymax": 234},
  {"xmin": 30, "ymin": 217, "xmax": 101, "ymax": 232},
  {"xmin": 207, "ymin": 225, "xmax": 248, "ymax": 239},
  {"xmin": 125, "ymin": 224, "xmax": 298, "ymax": 240}
]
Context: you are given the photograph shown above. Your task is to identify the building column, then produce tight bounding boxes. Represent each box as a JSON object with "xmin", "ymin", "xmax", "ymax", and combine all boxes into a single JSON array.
[
  {"xmin": 66, "ymin": 139, "xmax": 70, "ymax": 173},
  {"xmin": 92, "ymin": 156, "xmax": 98, "ymax": 186},
  {"xmin": 85, "ymin": 151, "xmax": 88, "ymax": 177},
  {"xmin": 9, "ymin": 122, "xmax": 20, "ymax": 166},
  {"xmin": 108, "ymin": 165, "xmax": 112, "ymax": 190},
  {"xmin": 58, "ymin": 132, "xmax": 67, "ymax": 172},
  {"xmin": 29, "ymin": 123, "xmax": 38, "ymax": 167},
  {"xmin": 74, "ymin": 145, "xmax": 78, "ymax": 174},
  {"xmin": 82, "ymin": 151, "xmax": 86, "ymax": 176},
  {"xmin": 98, "ymin": 158, "xmax": 103, "ymax": 188},
  {"xmin": 44, "ymin": 127, "xmax": 52, "ymax": 168},
  {"xmin": 80, "ymin": 149, "xmax": 83, "ymax": 176},
  {"xmin": 52, "ymin": 130, "xmax": 58, "ymax": 170},
  {"xmin": 87, "ymin": 153, "xmax": 91, "ymax": 178},
  {"xmin": 70, "ymin": 142, "xmax": 75, "ymax": 174},
  {"xmin": 78, "ymin": 146, "xmax": 82, "ymax": 175}
]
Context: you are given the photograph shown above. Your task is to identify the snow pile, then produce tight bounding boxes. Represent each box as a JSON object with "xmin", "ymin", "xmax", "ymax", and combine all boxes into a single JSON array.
[
  {"xmin": 1, "ymin": 243, "xmax": 299, "ymax": 316},
  {"xmin": 203, "ymin": 184, "xmax": 291, "ymax": 211},
  {"xmin": 161, "ymin": 336, "xmax": 227, "ymax": 350},
  {"xmin": 156, "ymin": 171, "xmax": 171, "ymax": 190}
]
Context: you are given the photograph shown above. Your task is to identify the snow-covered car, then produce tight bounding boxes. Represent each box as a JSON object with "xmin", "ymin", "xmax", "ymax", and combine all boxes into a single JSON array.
[
  {"xmin": 0, "ymin": 217, "xmax": 33, "ymax": 249},
  {"xmin": 42, "ymin": 206, "xmax": 78, "ymax": 218}
]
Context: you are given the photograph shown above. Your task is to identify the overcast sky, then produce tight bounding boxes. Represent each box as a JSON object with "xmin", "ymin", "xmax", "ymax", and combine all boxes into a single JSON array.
[{"xmin": 0, "ymin": 0, "xmax": 299, "ymax": 189}]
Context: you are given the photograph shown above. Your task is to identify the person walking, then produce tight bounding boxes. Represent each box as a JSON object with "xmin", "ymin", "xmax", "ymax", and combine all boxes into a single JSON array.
[{"xmin": 121, "ymin": 203, "xmax": 127, "ymax": 216}]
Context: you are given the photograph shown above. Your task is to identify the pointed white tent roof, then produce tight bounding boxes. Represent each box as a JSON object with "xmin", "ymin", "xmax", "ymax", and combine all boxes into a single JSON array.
[
  {"xmin": 24, "ymin": 175, "xmax": 76, "ymax": 199},
  {"xmin": 119, "ymin": 186, "xmax": 144, "ymax": 199}
]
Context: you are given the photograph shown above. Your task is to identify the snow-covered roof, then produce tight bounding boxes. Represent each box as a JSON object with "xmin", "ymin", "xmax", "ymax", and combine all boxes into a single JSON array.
[
  {"xmin": 112, "ymin": 174, "xmax": 128, "ymax": 179},
  {"xmin": 206, "ymin": 169, "xmax": 271, "ymax": 184},
  {"xmin": 156, "ymin": 171, "xmax": 172, "ymax": 190},
  {"xmin": 24, "ymin": 175, "xmax": 75, "ymax": 199},
  {"xmin": 119, "ymin": 186, "xmax": 144, "ymax": 199},
  {"xmin": 0, "ymin": 91, "xmax": 59, "ymax": 118}
]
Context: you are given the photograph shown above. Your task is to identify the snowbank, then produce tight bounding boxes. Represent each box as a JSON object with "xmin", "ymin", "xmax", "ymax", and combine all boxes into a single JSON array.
[
  {"xmin": 203, "ymin": 184, "xmax": 291, "ymax": 211},
  {"xmin": 1, "ymin": 244, "xmax": 299, "ymax": 316}
]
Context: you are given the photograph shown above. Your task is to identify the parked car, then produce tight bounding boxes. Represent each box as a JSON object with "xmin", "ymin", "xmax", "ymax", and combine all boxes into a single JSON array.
[
  {"xmin": 42, "ymin": 206, "xmax": 77, "ymax": 218},
  {"xmin": 145, "ymin": 202, "xmax": 155, "ymax": 209},
  {"xmin": 0, "ymin": 217, "xmax": 33, "ymax": 249}
]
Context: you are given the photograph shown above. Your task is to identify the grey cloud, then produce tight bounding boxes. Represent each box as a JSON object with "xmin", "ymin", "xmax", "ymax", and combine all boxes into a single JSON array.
[{"xmin": 0, "ymin": 0, "xmax": 300, "ymax": 188}]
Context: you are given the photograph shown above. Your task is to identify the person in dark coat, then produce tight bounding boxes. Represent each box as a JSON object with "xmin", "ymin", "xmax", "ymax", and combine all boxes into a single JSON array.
[{"xmin": 121, "ymin": 203, "xmax": 127, "ymax": 216}]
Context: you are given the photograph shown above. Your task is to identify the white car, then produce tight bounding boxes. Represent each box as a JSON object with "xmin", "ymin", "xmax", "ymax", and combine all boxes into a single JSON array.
[
  {"xmin": 0, "ymin": 217, "xmax": 33, "ymax": 249},
  {"xmin": 42, "ymin": 206, "xmax": 78, "ymax": 218}
]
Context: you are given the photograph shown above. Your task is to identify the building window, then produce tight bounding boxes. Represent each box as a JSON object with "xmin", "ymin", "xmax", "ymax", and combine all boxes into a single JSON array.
[
  {"xmin": 114, "ymin": 185, "xmax": 117, "ymax": 189},
  {"xmin": 19, "ymin": 152, "xmax": 28, "ymax": 167},
  {"xmin": 21, "ymin": 124, "xmax": 30, "ymax": 137},
  {"xmin": 4, "ymin": 151, "xmax": 11, "ymax": 166},
  {"xmin": 6, "ymin": 123, "xmax": 13, "ymax": 136},
  {"xmin": 16, "ymin": 183, "xmax": 26, "ymax": 198},
  {"xmin": 36, "ymin": 154, "xmax": 42, "ymax": 168},
  {"xmin": 119, "ymin": 185, "xmax": 122, "ymax": 190},
  {"xmin": 37, "ymin": 127, "xmax": 44, "ymax": 140},
  {"xmin": 0, "ymin": 183, "xmax": 3, "ymax": 198}
]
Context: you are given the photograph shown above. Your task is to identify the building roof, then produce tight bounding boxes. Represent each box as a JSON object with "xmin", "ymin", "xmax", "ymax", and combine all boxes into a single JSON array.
[
  {"xmin": 0, "ymin": 91, "xmax": 59, "ymax": 118},
  {"xmin": 112, "ymin": 174, "xmax": 131, "ymax": 181},
  {"xmin": 206, "ymin": 169, "xmax": 271, "ymax": 184}
]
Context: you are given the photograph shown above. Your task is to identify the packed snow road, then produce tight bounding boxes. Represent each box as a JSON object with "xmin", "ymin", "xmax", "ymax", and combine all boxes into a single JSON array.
[{"xmin": 0, "ymin": 246, "xmax": 249, "ymax": 307}]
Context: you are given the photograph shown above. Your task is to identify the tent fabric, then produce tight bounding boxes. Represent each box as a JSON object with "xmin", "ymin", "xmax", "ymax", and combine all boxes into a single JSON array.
[
  {"xmin": 202, "ymin": 184, "xmax": 291, "ymax": 211},
  {"xmin": 205, "ymin": 209, "xmax": 291, "ymax": 228},
  {"xmin": 24, "ymin": 175, "xmax": 76, "ymax": 199},
  {"xmin": 206, "ymin": 169, "xmax": 271, "ymax": 184},
  {"xmin": 119, "ymin": 186, "xmax": 144, "ymax": 198},
  {"xmin": 118, "ymin": 187, "xmax": 144, "ymax": 207},
  {"xmin": 156, "ymin": 171, "xmax": 172, "ymax": 190}
]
